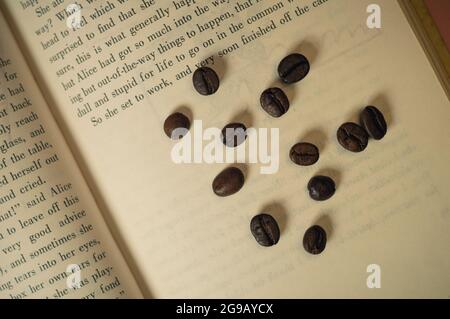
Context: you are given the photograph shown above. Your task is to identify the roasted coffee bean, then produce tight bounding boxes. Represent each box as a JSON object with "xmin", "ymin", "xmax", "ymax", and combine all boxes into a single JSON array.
[
  {"xmin": 163, "ymin": 112, "xmax": 190, "ymax": 140},
  {"xmin": 212, "ymin": 167, "xmax": 244, "ymax": 197},
  {"xmin": 303, "ymin": 225, "xmax": 327, "ymax": 255},
  {"xmin": 221, "ymin": 123, "xmax": 247, "ymax": 147},
  {"xmin": 290, "ymin": 142, "xmax": 319, "ymax": 166},
  {"xmin": 260, "ymin": 88, "xmax": 290, "ymax": 118},
  {"xmin": 307, "ymin": 176, "xmax": 336, "ymax": 201},
  {"xmin": 278, "ymin": 53, "xmax": 310, "ymax": 84},
  {"xmin": 250, "ymin": 214, "xmax": 280, "ymax": 247},
  {"xmin": 192, "ymin": 67, "xmax": 220, "ymax": 95},
  {"xmin": 360, "ymin": 106, "xmax": 387, "ymax": 140},
  {"xmin": 337, "ymin": 122, "xmax": 369, "ymax": 152}
]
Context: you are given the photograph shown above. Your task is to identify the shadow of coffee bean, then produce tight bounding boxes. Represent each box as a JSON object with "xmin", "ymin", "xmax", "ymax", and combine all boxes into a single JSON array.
[
  {"xmin": 316, "ymin": 167, "xmax": 342, "ymax": 189},
  {"xmin": 314, "ymin": 214, "xmax": 334, "ymax": 240},
  {"xmin": 300, "ymin": 128, "xmax": 328, "ymax": 153},
  {"xmin": 173, "ymin": 106, "xmax": 193, "ymax": 123},
  {"xmin": 230, "ymin": 108, "xmax": 254, "ymax": 128},
  {"xmin": 345, "ymin": 106, "xmax": 362, "ymax": 124},
  {"xmin": 260, "ymin": 202, "xmax": 288, "ymax": 234},
  {"xmin": 290, "ymin": 39, "xmax": 320, "ymax": 65},
  {"xmin": 268, "ymin": 79, "xmax": 297, "ymax": 105},
  {"xmin": 371, "ymin": 94, "xmax": 394, "ymax": 127},
  {"xmin": 211, "ymin": 54, "xmax": 227, "ymax": 83},
  {"xmin": 232, "ymin": 163, "xmax": 249, "ymax": 181}
]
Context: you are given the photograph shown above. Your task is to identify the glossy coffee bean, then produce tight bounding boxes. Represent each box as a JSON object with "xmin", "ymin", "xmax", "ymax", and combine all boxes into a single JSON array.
[
  {"xmin": 192, "ymin": 67, "xmax": 220, "ymax": 95},
  {"xmin": 260, "ymin": 88, "xmax": 290, "ymax": 118},
  {"xmin": 290, "ymin": 142, "xmax": 319, "ymax": 166},
  {"xmin": 212, "ymin": 167, "xmax": 244, "ymax": 197},
  {"xmin": 250, "ymin": 214, "xmax": 280, "ymax": 247},
  {"xmin": 303, "ymin": 225, "xmax": 327, "ymax": 255},
  {"xmin": 360, "ymin": 106, "xmax": 387, "ymax": 140},
  {"xmin": 163, "ymin": 112, "xmax": 190, "ymax": 139},
  {"xmin": 307, "ymin": 176, "xmax": 336, "ymax": 201},
  {"xmin": 278, "ymin": 53, "xmax": 310, "ymax": 84},
  {"xmin": 337, "ymin": 122, "xmax": 369, "ymax": 152},
  {"xmin": 221, "ymin": 123, "xmax": 247, "ymax": 147}
]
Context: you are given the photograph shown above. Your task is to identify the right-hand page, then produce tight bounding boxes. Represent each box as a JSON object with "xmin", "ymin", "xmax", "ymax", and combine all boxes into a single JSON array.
[{"xmin": 4, "ymin": 0, "xmax": 450, "ymax": 297}]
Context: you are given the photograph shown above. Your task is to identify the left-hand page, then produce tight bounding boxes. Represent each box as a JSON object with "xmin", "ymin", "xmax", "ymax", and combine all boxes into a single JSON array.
[{"xmin": 0, "ymin": 9, "xmax": 141, "ymax": 298}]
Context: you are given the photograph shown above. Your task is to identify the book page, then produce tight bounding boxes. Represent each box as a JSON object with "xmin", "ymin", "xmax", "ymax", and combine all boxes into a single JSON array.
[
  {"xmin": 3, "ymin": 0, "xmax": 450, "ymax": 297},
  {"xmin": 0, "ymin": 9, "xmax": 141, "ymax": 298}
]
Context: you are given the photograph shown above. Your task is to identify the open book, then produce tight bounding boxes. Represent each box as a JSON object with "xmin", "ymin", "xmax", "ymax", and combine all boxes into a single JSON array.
[{"xmin": 0, "ymin": 0, "xmax": 449, "ymax": 299}]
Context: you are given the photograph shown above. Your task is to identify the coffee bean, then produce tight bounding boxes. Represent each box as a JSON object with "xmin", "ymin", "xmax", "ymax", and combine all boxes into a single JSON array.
[
  {"xmin": 260, "ymin": 88, "xmax": 290, "ymax": 118},
  {"xmin": 163, "ymin": 112, "xmax": 190, "ymax": 140},
  {"xmin": 290, "ymin": 142, "xmax": 319, "ymax": 166},
  {"xmin": 278, "ymin": 53, "xmax": 310, "ymax": 84},
  {"xmin": 303, "ymin": 225, "xmax": 327, "ymax": 255},
  {"xmin": 360, "ymin": 106, "xmax": 387, "ymax": 140},
  {"xmin": 221, "ymin": 123, "xmax": 247, "ymax": 147},
  {"xmin": 212, "ymin": 167, "xmax": 244, "ymax": 197},
  {"xmin": 192, "ymin": 67, "xmax": 220, "ymax": 95},
  {"xmin": 250, "ymin": 214, "xmax": 280, "ymax": 247},
  {"xmin": 337, "ymin": 122, "xmax": 369, "ymax": 152},
  {"xmin": 307, "ymin": 176, "xmax": 336, "ymax": 201}
]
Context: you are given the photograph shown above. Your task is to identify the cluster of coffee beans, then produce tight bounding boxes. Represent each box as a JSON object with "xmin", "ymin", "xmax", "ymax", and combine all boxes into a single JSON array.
[
  {"xmin": 337, "ymin": 106, "xmax": 387, "ymax": 153},
  {"xmin": 163, "ymin": 54, "xmax": 388, "ymax": 255}
]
